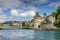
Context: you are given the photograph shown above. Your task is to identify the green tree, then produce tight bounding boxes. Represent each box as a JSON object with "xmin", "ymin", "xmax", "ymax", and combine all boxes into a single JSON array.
[
  {"xmin": 52, "ymin": 11, "xmax": 58, "ymax": 19},
  {"xmin": 57, "ymin": 15, "xmax": 60, "ymax": 20},
  {"xmin": 0, "ymin": 23, "xmax": 3, "ymax": 26},
  {"xmin": 54, "ymin": 6, "xmax": 60, "ymax": 28},
  {"xmin": 25, "ymin": 22, "xmax": 31, "ymax": 27},
  {"xmin": 54, "ymin": 19, "xmax": 60, "ymax": 28},
  {"xmin": 57, "ymin": 6, "xmax": 60, "ymax": 14}
]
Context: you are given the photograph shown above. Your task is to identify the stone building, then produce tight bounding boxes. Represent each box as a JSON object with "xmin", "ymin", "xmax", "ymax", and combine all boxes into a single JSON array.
[
  {"xmin": 33, "ymin": 12, "xmax": 45, "ymax": 29},
  {"xmin": 46, "ymin": 14, "xmax": 56, "ymax": 29},
  {"xmin": 32, "ymin": 12, "xmax": 56, "ymax": 29},
  {"xmin": 48, "ymin": 14, "xmax": 55, "ymax": 23}
]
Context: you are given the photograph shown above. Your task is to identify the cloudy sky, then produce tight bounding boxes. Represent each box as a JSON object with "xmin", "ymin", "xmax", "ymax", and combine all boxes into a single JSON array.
[{"xmin": 0, "ymin": 0, "xmax": 60, "ymax": 23}]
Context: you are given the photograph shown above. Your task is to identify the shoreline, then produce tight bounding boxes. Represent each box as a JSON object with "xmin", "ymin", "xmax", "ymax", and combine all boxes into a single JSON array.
[{"xmin": 0, "ymin": 27, "xmax": 60, "ymax": 30}]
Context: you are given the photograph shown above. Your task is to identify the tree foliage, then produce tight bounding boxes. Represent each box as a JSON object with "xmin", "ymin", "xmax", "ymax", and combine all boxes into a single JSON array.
[
  {"xmin": 0, "ymin": 23, "xmax": 3, "ymax": 26},
  {"xmin": 54, "ymin": 6, "xmax": 60, "ymax": 28},
  {"xmin": 54, "ymin": 19, "xmax": 60, "ymax": 28},
  {"xmin": 57, "ymin": 6, "xmax": 60, "ymax": 14},
  {"xmin": 52, "ymin": 11, "xmax": 58, "ymax": 19},
  {"xmin": 25, "ymin": 22, "xmax": 31, "ymax": 27}
]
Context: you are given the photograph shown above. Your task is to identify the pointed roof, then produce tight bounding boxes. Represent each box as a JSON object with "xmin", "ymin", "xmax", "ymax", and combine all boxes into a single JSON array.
[{"xmin": 34, "ymin": 12, "xmax": 41, "ymax": 17}]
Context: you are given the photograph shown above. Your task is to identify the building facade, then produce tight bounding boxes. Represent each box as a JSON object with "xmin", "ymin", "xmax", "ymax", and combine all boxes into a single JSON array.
[
  {"xmin": 33, "ymin": 12, "xmax": 44, "ymax": 29},
  {"xmin": 32, "ymin": 12, "xmax": 56, "ymax": 29}
]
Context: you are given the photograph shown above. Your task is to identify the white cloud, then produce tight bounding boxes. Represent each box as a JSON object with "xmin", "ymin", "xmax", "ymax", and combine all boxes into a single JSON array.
[
  {"xmin": 48, "ymin": 2, "xmax": 60, "ymax": 7},
  {"xmin": 26, "ymin": 11, "xmax": 35, "ymax": 16},
  {"xmin": 31, "ymin": 0, "xmax": 47, "ymax": 4},
  {"xmin": 0, "ymin": 0, "xmax": 47, "ymax": 9},
  {"xmin": 40, "ymin": 0, "xmax": 47, "ymax": 3},
  {"xmin": 19, "ymin": 10, "xmax": 35, "ymax": 17},
  {"xmin": 0, "ymin": 9, "xmax": 6, "ymax": 18},
  {"xmin": 0, "ymin": 19, "xmax": 6, "ymax": 23},
  {"xmin": 9, "ymin": 16, "xmax": 14, "ymax": 19},
  {"xmin": 0, "ymin": 0, "xmax": 23, "ymax": 9},
  {"xmin": 11, "ymin": 9, "xmax": 19, "ymax": 16},
  {"xmin": 0, "ymin": 9, "xmax": 6, "ymax": 23},
  {"xmin": 11, "ymin": 9, "xmax": 35, "ymax": 17},
  {"xmin": 0, "ymin": 15, "xmax": 6, "ymax": 19},
  {"xmin": 20, "ymin": 13, "xmax": 27, "ymax": 17}
]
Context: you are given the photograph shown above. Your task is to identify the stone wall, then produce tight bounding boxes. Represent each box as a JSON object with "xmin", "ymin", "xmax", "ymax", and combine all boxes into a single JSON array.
[{"xmin": 40, "ymin": 22, "xmax": 57, "ymax": 30}]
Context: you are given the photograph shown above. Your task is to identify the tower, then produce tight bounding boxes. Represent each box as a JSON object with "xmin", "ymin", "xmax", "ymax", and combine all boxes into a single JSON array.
[{"xmin": 33, "ymin": 12, "xmax": 42, "ymax": 29}]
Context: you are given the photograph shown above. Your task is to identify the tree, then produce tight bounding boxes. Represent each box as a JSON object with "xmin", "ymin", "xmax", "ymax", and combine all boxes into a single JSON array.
[
  {"xmin": 25, "ymin": 22, "xmax": 31, "ymax": 27},
  {"xmin": 54, "ymin": 6, "xmax": 60, "ymax": 28},
  {"xmin": 52, "ymin": 11, "xmax": 58, "ymax": 19},
  {"xmin": 22, "ymin": 22, "xmax": 25, "ymax": 26},
  {"xmin": 57, "ymin": 6, "xmax": 60, "ymax": 14},
  {"xmin": 57, "ymin": 15, "xmax": 60, "ymax": 20},
  {"xmin": 54, "ymin": 19, "xmax": 60, "ymax": 28}
]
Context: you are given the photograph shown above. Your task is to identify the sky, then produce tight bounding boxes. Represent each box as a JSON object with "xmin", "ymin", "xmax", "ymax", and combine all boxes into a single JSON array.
[{"xmin": 0, "ymin": 0, "xmax": 60, "ymax": 23}]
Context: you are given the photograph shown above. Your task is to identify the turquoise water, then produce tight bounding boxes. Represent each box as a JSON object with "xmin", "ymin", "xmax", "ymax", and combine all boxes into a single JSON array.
[{"xmin": 0, "ymin": 29, "xmax": 60, "ymax": 40}]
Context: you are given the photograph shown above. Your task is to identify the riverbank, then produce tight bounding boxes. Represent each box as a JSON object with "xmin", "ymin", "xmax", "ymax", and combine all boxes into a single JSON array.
[
  {"xmin": 0, "ymin": 26, "xmax": 60, "ymax": 30},
  {"xmin": 0, "ymin": 28, "xmax": 60, "ymax": 31}
]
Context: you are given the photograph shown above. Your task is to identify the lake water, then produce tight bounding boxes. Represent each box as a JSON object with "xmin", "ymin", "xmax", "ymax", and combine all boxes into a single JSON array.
[{"xmin": 0, "ymin": 29, "xmax": 60, "ymax": 40}]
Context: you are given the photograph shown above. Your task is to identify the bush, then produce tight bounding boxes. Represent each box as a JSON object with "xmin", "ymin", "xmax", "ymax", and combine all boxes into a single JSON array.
[
  {"xmin": 25, "ymin": 22, "xmax": 31, "ymax": 27},
  {"xmin": 0, "ymin": 23, "xmax": 3, "ymax": 26}
]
